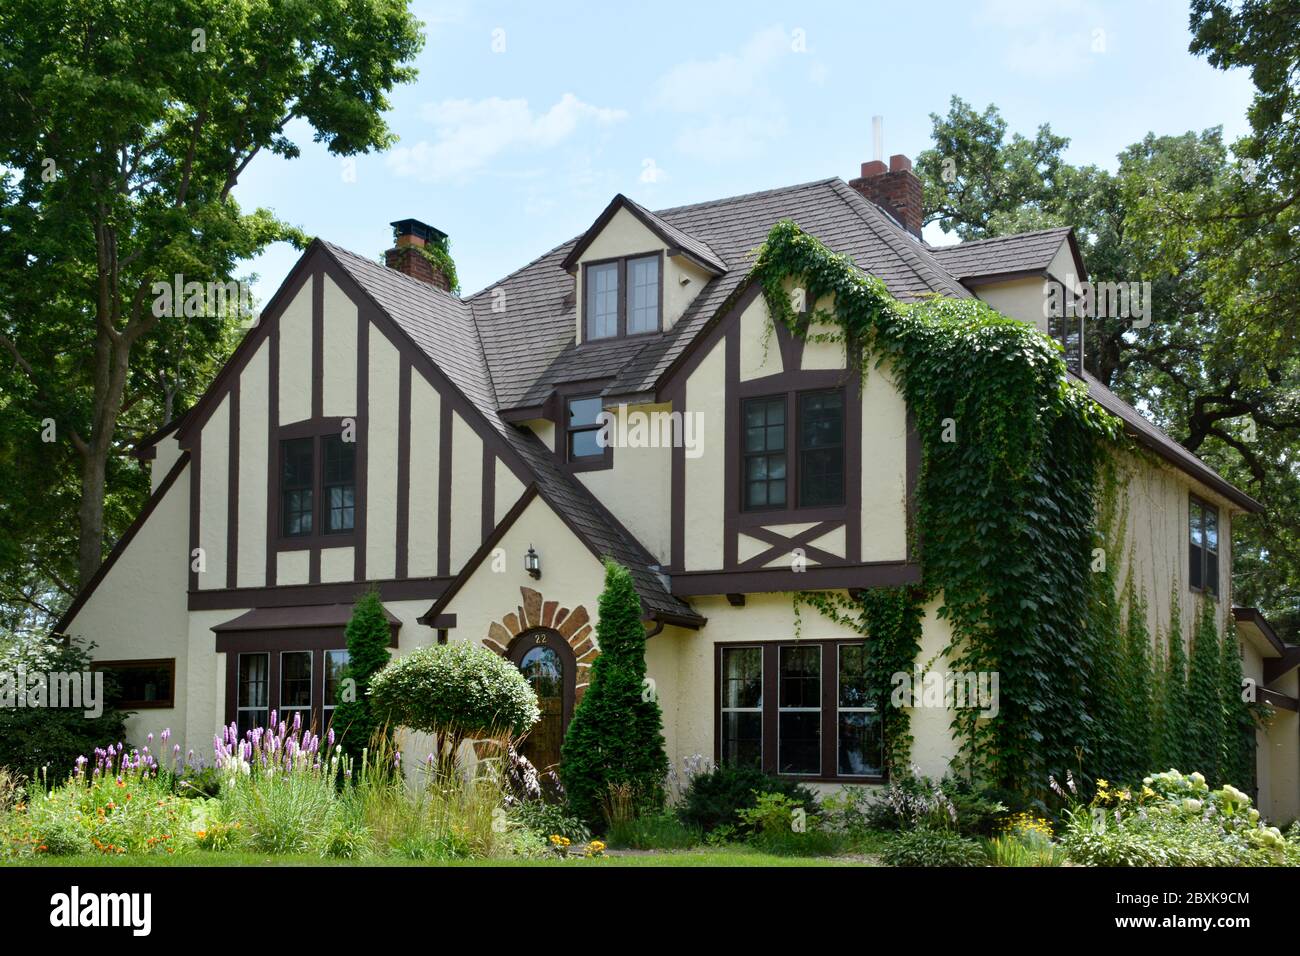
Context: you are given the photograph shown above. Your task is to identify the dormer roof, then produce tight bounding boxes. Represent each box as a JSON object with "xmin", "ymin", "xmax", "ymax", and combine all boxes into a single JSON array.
[{"xmin": 559, "ymin": 193, "xmax": 727, "ymax": 275}]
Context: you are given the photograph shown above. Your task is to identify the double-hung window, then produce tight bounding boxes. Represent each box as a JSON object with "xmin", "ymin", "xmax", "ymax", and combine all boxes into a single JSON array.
[
  {"xmin": 278, "ymin": 426, "xmax": 358, "ymax": 541},
  {"xmin": 742, "ymin": 388, "xmax": 845, "ymax": 512},
  {"xmin": 1189, "ymin": 495, "xmax": 1220, "ymax": 598},
  {"xmin": 565, "ymin": 395, "xmax": 610, "ymax": 467},
  {"xmin": 716, "ymin": 640, "xmax": 883, "ymax": 781},
  {"xmin": 237, "ymin": 653, "xmax": 270, "ymax": 737},
  {"xmin": 279, "ymin": 651, "xmax": 312, "ymax": 729},
  {"xmin": 583, "ymin": 254, "xmax": 661, "ymax": 340}
]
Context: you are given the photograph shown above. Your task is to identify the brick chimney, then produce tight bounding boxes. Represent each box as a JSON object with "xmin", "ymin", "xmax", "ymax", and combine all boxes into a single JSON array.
[
  {"xmin": 385, "ymin": 218, "xmax": 452, "ymax": 291},
  {"xmin": 849, "ymin": 154, "xmax": 923, "ymax": 239}
]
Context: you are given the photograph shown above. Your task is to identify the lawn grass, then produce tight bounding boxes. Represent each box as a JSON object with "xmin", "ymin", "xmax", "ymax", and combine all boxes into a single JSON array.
[{"xmin": 6, "ymin": 846, "xmax": 873, "ymax": 867}]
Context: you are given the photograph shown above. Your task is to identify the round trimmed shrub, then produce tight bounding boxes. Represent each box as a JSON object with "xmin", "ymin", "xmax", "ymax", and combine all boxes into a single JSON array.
[{"xmin": 369, "ymin": 642, "xmax": 539, "ymax": 770}]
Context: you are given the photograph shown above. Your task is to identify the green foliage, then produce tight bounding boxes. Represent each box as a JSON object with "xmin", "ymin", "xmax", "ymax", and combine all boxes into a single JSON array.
[
  {"xmin": 755, "ymin": 219, "xmax": 1119, "ymax": 794},
  {"xmin": 560, "ymin": 560, "xmax": 669, "ymax": 825},
  {"xmin": 508, "ymin": 801, "xmax": 591, "ymax": 844},
  {"xmin": 368, "ymin": 640, "xmax": 539, "ymax": 771},
  {"xmin": 882, "ymin": 827, "xmax": 986, "ymax": 867},
  {"xmin": 1062, "ymin": 769, "xmax": 1286, "ymax": 866},
  {"xmin": 417, "ymin": 238, "xmax": 461, "ymax": 295},
  {"xmin": 331, "ymin": 592, "xmax": 394, "ymax": 761},
  {"xmin": 1159, "ymin": 592, "xmax": 1190, "ymax": 772},
  {"xmin": 0, "ymin": 0, "xmax": 424, "ymax": 607},
  {"xmin": 676, "ymin": 765, "xmax": 819, "ymax": 836},
  {"xmin": 1219, "ymin": 618, "xmax": 1256, "ymax": 788},
  {"xmin": 607, "ymin": 812, "xmax": 700, "ymax": 850},
  {"xmin": 0, "ymin": 637, "xmax": 127, "ymax": 776},
  {"xmin": 1187, "ymin": 601, "xmax": 1225, "ymax": 781}
]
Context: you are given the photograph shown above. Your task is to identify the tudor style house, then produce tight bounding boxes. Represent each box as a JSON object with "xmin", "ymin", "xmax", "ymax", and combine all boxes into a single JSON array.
[{"xmin": 58, "ymin": 153, "xmax": 1300, "ymax": 820}]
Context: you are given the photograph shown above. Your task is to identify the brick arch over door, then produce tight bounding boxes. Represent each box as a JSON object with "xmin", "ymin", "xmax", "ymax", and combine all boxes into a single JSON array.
[{"xmin": 483, "ymin": 586, "xmax": 599, "ymax": 703}]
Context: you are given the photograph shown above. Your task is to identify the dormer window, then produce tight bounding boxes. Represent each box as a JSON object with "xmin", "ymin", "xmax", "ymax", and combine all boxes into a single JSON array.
[{"xmin": 583, "ymin": 253, "xmax": 661, "ymax": 340}]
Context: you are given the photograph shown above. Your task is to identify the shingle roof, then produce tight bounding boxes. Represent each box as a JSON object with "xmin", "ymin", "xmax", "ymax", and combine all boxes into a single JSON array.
[
  {"xmin": 929, "ymin": 227, "xmax": 1073, "ymax": 281},
  {"xmin": 502, "ymin": 428, "xmax": 703, "ymax": 624},
  {"xmin": 1080, "ymin": 371, "xmax": 1262, "ymax": 513},
  {"xmin": 469, "ymin": 177, "xmax": 973, "ymax": 410}
]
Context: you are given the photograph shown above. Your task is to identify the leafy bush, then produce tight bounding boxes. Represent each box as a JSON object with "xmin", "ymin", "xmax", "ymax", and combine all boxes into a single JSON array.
[
  {"xmin": 608, "ymin": 812, "xmax": 700, "ymax": 850},
  {"xmin": 882, "ymin": 827, "xmax": 986, "ymax": 867},
  {"xmin": 331, "ymin": 591, "xmax": 394, "ymax": 762},
  {"xmin": 856, "ymin": 769, "xmax": 1008, "ymax": 835},
  {"xmin": 738, "ymin": 791, "xmax": 839, "ymax": 856},
  {"xmin": 369, "ymin": 641, "xmax": 538, "ymax": 773},
  {"xmin": 174, "ymin": 764, "xmax": 221, "ymax": 799},
  {"xmin": 509, "ymin": 800, "xmax": 591, "ymax": 844},
  {"xmin": 0, "ymin": 637, "xmax": 127, "ymax": 777},
  {"xmin": 560, "ymin": 560, "xmax": 670, "ymax": 825},
  {"xmin": 677, "ymin": 765, "xmax": 818, "ymax": 835},
  {"xmin": 1060, "ymin": 769, "xmax": 1288, "ymax": 866}
]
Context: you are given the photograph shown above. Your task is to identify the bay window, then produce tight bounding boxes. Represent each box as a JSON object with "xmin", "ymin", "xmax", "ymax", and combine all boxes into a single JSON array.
[{"xmin": 716, "ymin": 639, "xmax": 883, "ymax": 781}]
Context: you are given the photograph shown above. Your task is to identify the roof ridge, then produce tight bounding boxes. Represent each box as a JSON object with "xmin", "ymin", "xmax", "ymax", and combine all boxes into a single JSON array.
[
  {"xmin": 828, "ymin": 179, "xmax": 967, "ymax": 298},
  {"xmin": 930, "ymin": 226, "xmax": 1072, "ymax": 251},
  {"xmin": 652, "ymin": 177, "xmax": 840, "ymax": 218}
]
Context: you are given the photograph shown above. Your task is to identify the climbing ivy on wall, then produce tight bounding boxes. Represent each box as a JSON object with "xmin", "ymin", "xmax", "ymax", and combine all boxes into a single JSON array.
[
  {"xmin": 762, "ymin": 219, "xmax": 1259, "ymax": 797},
  {"xmin": 756, "ymin": 219, "xmax": 1120, "ymax": 794},
  {"xmin": 418, "ymin": 236, "xmax": 461, "ymax": 294}
]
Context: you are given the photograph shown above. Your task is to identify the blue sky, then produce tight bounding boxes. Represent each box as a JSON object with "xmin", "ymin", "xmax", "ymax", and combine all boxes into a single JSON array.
[{"xmin": 235, "ymin": 0, "xmax": 1258, "ymax": 301}]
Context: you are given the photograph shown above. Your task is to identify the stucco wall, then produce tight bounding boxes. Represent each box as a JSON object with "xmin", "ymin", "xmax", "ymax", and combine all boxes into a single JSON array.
[{"xmin": 61, "ymin": 466, "xmax": 192, "ymax": 747}]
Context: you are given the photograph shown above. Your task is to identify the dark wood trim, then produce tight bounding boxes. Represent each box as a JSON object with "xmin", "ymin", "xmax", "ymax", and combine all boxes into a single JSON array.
[
  {"xmin": 53, "ymin": 454, "xmax": 189, "ymax": 637},
  {"xmin": 723, "ymin": 323, "xmax": 739, "ymax": 568},
  {"xmin": 426, "ymin": 614, "xmax": 457, "ymax": 629},
  {"xmin": 1259, "ymin": 687, "xmax": 1299, "ymax": 713},
  {"xmin": 957, "ymin": 267, "xmax": 1047, "ymax": 288},
  {"xmin": 265, "ymin": 317, "xmax": 281, "ymax": 587},
  {"xmin": 311, "ymin": 271, "xmax": 324, "ymax": 421},
  {"xmin": 419, "ymin": 485, "xmax": 539, "ymax": 624},
  {"xmin": 395, "ymin": 358, "xmax": 412, "ymax": 579},
  {"xmin": 226, "ymin": 385, "xmax": 240, "ymax": 589},
  {"xmin": 92, "ymin": 658, "xmax": 177, "ymax": 710},
  {"xmin": 726, "ymin": 593, "xmax": 746, "ymax": 607},
  {"xmin": 437, "ymin": 396, "xmax": 453, "ymax": 577},
  {"xmin": 670, "ymin": 381, "xmax": 686, "ymax": 571},
  {"xmin": 672, "ymin": 561, "xmax": 921, "ymax": 596},
  {"xmin": 216, "ymin": 628, "xmax": 396, "ymax": 655},
  {"xmin": 353, "ymin": 306, "xmax": 370, "ymax": 582},
  {"xmin": 189, "ymin": 433, "xmax": 202, "ymax": 593},
  {"xmin": 481, "ymin": 442, "xmax": 496, "ymax": 542},
  {"xmin": 736, "ymin": 521, "xmax": 845, "ymax": 570},
  {"xmin": 657, "ymin": 279, "xmax": 762, "ymax": 401},
  {"xmin": 189, "ymin": 575, "xmax": 449, "ymax": 611},
  {"xmin": 131, "ymin": 412, "xmax": 188, "ymax": 460}
]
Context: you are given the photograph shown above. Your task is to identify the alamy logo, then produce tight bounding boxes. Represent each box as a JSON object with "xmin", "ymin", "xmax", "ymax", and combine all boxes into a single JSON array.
[
  {"xmin": 595, "ymin": 405, "xmax": 704, "ymax": 459},
  {"xmin": 49, "ymin": 886, "xmax": 152, "ymax": 936},
  {"xmin": 0, "ymin": 666, "xmax": 104, "ymax": 718},
  {"xmin": 890, "ymin": 669, "xmax": 1000, "ymax": 719},
  {"xmin": 1044, "ymin": 274, "xmax": 1152, "ymax": 328}
]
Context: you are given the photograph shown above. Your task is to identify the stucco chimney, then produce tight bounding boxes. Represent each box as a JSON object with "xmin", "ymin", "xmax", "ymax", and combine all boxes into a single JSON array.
[
  {"xmin": 385, "ymin": 218, "xmax": 452, "ymax": 291},
  {"xmin": 849, "ymin": 153, "xmax": 923, "ymax": 239}
]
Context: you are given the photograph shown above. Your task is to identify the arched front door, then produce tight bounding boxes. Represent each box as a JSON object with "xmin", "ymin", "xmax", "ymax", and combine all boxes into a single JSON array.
[{"xmin": 508, "ymin": 628, "xmax": 576, "ymax": 772}]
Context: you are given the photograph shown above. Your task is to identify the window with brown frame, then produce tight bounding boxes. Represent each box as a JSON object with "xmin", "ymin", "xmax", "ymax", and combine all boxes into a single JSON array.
[
  {"xmin": 94, "ymin": 659, "xmax": 175, "ymax": 709},
  {"xmin": 742, "ymin": 388, "xmax": 845, "ymax": 512},
  {"xmin": 716, "ymin": 639, "xmax": 882, "ymax": 782},
  {"xmin": 277, "ymin": 424, "xmax": 358, "ymax": 543},
  {"xmin": 582, "ymin": 253, "xmax": 662, "ymax": 340},
  {"xmin": 565, "ymin": 395, "xmax": 610, "ymax": 467},
  {"xmin": 1189, "ymin": 495, "xmax": 1220, "ymax": 598}
]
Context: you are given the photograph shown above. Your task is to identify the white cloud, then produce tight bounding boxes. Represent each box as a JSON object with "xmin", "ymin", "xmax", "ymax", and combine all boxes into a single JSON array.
[
  {"xmin": 651, "ymin": 25, "xmax": 791, "ymax": 113},
  {"xmin": 386, "ymin": 93, "xmax": 627, "ymax": 182},
  {"xmin": 651, "ymin": 26, "xmax": 813, "ymax": 163},
  {"xmin": 976, "ymin": 0, "xmax": 1105, "ymax": 78}
]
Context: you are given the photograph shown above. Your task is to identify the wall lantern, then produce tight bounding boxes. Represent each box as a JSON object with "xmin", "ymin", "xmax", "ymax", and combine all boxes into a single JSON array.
[{"xmin": 524, "ymin": 544, "xmax": 541, "ymax": 579}]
